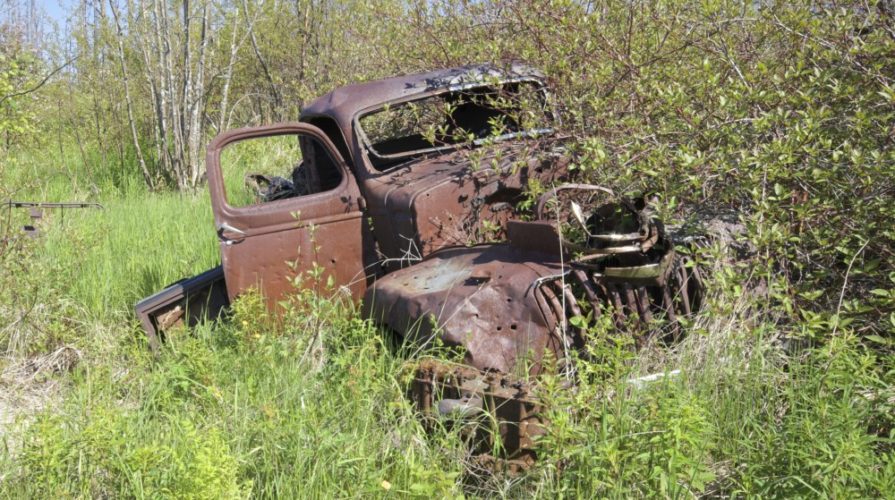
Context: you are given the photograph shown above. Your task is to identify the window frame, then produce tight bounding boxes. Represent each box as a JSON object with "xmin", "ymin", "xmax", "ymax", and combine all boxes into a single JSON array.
[{"xmin": 353, "ymin": 78, "xmax": 555, "ymax": 171}]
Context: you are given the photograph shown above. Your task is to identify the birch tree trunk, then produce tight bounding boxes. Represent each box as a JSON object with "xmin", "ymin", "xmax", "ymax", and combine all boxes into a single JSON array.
[
  {"xmin": 186, "ymin": 1, "xmax": 210, "ymax": 186},
  {"xmin": 109, "ymin": 0, "xmax": 154, "ymax": 189},
  {"xmin": 242, "ymin": 0, "xmax": 281, "ymax": 121},
  {"xmin": 98, "ymin": 0, "xmax": 384, "ymax": 190},
  {"xmin": 122, "ymin": 0, "xmax": 214, "ymax": 190}
]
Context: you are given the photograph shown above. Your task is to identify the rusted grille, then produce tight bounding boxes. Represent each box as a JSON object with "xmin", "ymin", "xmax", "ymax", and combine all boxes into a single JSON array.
[{"xmin": 536, "ymin": 254, "xmax": 702, "ymax": 349}]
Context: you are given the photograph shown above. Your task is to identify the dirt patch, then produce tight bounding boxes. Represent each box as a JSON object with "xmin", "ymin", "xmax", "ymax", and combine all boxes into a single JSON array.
[{"xmin": 0, "ymin": 347, "xmax": 80, "ymax": 448}]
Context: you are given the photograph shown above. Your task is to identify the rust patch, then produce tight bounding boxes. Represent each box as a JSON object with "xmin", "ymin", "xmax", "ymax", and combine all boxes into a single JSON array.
[
  {"xmin": 137, "ymin": 65, "xmax": 711, "ymax": 470},
  {"xmin": 371, "ymin": 183, "xmax": 705, "ymax": 466},
  {"xmin": 412, "ymin": 358, "xmax": 544, "ymax": 471}
]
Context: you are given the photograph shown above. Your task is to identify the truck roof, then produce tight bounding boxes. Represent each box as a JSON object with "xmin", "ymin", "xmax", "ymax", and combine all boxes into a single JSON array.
[{"xmin": 299, "ymin": 62, "xmax": 545, "ymax": 129}]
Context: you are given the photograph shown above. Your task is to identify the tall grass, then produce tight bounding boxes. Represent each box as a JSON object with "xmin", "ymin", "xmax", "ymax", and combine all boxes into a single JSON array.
[
  {"xmin": 38, "ymin": 192, "xmax": 219, "ymax": 317},
  {"xmin": 1, "ymin": 290, "xmax": 472, "ymax": 497},
  {"xmin": 4, "ymin": 273, "xmax": 891, "ymax": 497},
  {"xmin": 14, "ymin": 149, "xmax": 218, "ymax": 313},
  {"xmin": 1, "ymin": 120, "xmax": 892, "ymax": 497}
]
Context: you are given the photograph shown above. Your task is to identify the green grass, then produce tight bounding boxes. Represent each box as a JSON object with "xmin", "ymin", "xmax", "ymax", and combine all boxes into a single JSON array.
[
  {"xmin": 1, "ymin": 148, "xmax": 893, "ymax": 498},
  {"xmin": 38, "ymin": 191, "xmax": 219, "ymax": 317},
  {"xmin": 4, "ymin": 308, "xmax": 469, "ymax": 498},
  {"xmin": 4, "ymin": 145, "xmax": 218, "ymax": 317},
  {"xmin": 2, "ymin": 1, "xmax": 894, "ymax": 494}
]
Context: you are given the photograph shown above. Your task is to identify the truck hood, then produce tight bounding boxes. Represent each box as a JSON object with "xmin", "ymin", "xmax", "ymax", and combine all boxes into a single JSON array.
[{"xmin": 363, "ymin": 221, "xmax": 565, "ymax": 375}]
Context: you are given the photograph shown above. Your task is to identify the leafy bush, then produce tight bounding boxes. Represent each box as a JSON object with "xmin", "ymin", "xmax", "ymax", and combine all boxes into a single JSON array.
[{"xmin": 2, "ymin": 0, "xmax": 894, "ymax": 496}]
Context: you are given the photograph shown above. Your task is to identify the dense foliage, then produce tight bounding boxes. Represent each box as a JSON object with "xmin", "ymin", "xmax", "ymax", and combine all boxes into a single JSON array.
[{"xmin": 1, "ymin": 0, "xmax": 893, "ymax": 497}]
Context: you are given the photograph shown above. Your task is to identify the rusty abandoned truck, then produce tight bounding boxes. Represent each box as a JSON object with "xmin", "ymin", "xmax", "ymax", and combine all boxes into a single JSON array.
[{"xmin": 136, "ymin": 63, "xmax": 704, "ymax": 468}]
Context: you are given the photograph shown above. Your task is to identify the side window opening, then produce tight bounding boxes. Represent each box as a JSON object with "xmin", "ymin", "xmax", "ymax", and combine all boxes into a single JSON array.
[
  {"xmin": 220, "ymin": 133, "xmax": 343, "ymax": 207},
  {"xmin": 299, "ymin": 135, "xmax": 342, "ymax": 192},
  {"xmin": 307, "ymin": 116, "xmax": 352, "ymax": 164}
]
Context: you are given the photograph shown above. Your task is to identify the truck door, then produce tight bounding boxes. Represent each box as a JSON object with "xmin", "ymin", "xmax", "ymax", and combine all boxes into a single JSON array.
[{"xmin": 206, "ymin": 122, "xmax": 372, "ymax": 306}]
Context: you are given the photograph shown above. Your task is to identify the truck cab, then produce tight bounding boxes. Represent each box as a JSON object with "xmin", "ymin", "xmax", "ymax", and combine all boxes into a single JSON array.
[
  {"xmin": 139, "ymin": 62, "xmax": 701, "ymax": 366},
  {"xmin": 211, "ymin": 63, "xmax": 567, "ymax": 306},
  {"xmin": 137, "ymin": 63, "xmax": 705, "ymax": 467}
]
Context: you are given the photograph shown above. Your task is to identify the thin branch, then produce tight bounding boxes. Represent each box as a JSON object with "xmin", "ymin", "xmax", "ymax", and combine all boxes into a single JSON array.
[
  {"xmin": 0, "ymin": 56, "xmax": 78, "ymax": 107},
  {"xmin": 831, "ymin": 239, "xmax": 870, "ymax": 337}
]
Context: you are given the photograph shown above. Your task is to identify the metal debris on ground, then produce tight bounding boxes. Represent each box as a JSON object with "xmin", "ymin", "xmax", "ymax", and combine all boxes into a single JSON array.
[{"xmin": 3, "ymin": 200, "xmax": 103, "ymax": 237}]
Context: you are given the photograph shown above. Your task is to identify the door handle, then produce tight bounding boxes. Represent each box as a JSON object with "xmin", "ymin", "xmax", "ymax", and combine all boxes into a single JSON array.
[{"xmin": 216, "ymin": 223, "xmax": 247, "ymax": 245}]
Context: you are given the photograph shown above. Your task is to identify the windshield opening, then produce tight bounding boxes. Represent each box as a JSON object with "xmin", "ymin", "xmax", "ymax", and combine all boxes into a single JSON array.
[{"xmin": 358, "ymin": 80, "xmax": 553, "ymax": 171}]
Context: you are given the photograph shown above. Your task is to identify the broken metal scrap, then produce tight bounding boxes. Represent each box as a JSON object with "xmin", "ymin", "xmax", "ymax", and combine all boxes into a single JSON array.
[
  {"xmin": 4, "ymin": 200, "xmax": 104, "ymax": 236},
  {"xmin": 135, "ymin": 65, "xmax": 711, "ymax": 471},
  {"xmin": 3, "ymin": 200, "xmax": 104, "ymax": 209},
  {"xmin": 375, "ymin": 183, "xmax": 704, "ymax": 464}
]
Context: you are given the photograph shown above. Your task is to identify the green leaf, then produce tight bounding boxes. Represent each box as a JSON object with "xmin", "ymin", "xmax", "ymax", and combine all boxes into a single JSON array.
[
  {"xmin": 865, "ymin": 335, "xmax": 892, "ymax": 346},
  {"xmin": 569, "ymin": 315, "xmax": 588, "ymax": 329}
]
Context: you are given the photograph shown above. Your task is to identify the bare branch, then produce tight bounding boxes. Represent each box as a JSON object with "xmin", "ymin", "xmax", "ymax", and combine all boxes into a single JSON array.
[{"xmin": 0, "ymin": 56, "xmax": 78, "ymax": 107}]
